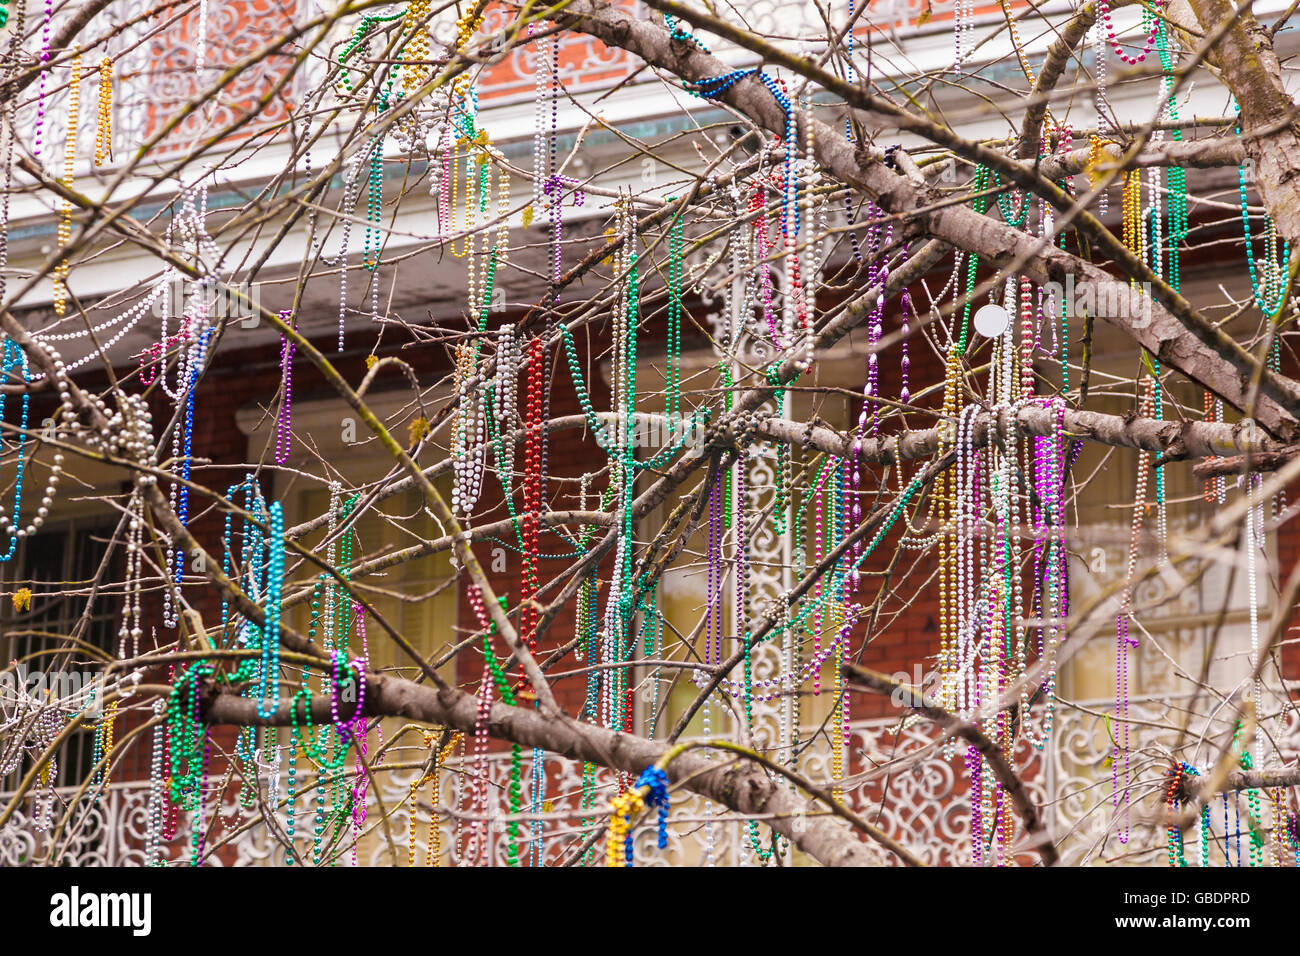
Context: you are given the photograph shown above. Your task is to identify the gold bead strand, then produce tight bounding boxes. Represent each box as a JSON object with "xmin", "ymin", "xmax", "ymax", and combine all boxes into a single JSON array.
[
  {"xmin": 403, "ymin": 0, "xmax": 432, "ymax": 96},
  {"xmin": 101, "ymin": 700, "xmax": 117, "ymax": 786},
  {"xmin": 94, "ymin": 56, "xmax": 112, "ymax": 166},
  {"xmin": 1122, "ymin": 169, "xmax": 1141, "ymax": 289},
  {"xmin": 428, "ymin": 732, "xmax": 459, "ymax": 865},
  {"xmin": 935, "ymin": 343, "xmax": 962, "ymax": 703},
  {"xmin": 408, "ymin": 777, "xmax": 422, "ymax": 866},
  {"xmin": 428, "ymin": 771, "xmax": 443, "ymax": 865},
  {"xmin": 54, "ymin": 49, "xmax": 82, "ymax": 317},
  {"xmin": 451, "ymin": 6, "xmax": 484, "ymax": 104},
  {"xmin": 1087, "ymin": 135, "xmax": 1117, "ymax": 217}
]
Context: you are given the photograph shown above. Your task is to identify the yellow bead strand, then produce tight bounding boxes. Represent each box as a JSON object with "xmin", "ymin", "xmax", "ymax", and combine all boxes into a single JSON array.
[
  {"xmin": 54, "ymin": 49, "xmax": 81, "ymax": 317},
  {"xmin": 1122, "ymin": 169, "xmax": 1142, "ymax": 290},
  {"xmin": 428, "ymin": 732, "xmax": 459, "ymax": 865},
  {"xmin": 94, "ymin": 56, "xmax": 112, "ymax": 166},
  {"xmin": 408, "ymin": 778, "xmax": 422, "ymax": 866},
  {"xmin": 934, "ymin": 344, "xmax": 962, "ymax": 707},
  {"xmin": 402, "ymin": 0, "xmax": 432, "ymax": 96},
  {"xmin": 101, "ymin": 700, "xmax": 118, "ymax": 784},
  {"xmin": 605, "ymin": 787, "xmax": 646, "ymax": 866},
  {"xmin": 451, "ymin": 7, "xmax": 484, "ymax": 103}
]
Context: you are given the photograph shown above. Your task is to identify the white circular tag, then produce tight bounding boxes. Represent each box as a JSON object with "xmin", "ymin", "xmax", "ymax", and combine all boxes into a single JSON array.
[{"xmin": 973, "ymin": 303, "xmax": 1010, "ymax": 338}]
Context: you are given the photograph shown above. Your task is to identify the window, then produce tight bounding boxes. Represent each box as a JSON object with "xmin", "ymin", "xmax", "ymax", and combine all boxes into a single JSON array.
[{"xmin": 1, "ymin": 517, "xmax": 121, "ymax": 791}]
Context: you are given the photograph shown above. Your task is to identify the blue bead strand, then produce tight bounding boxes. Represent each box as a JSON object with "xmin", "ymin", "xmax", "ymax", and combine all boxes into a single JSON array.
[
  {"xmin": 635, "ymin": 766, "xmax": 670, "ymax": 850},
  {"xmin": 0, "ymin": 339, "xmax": 29, "ymax": 560},
  {"xmin": 757, "ymin": 73, "xmax": 799, "ymax": 236},
  {"xmin": 1235, "ymin": 103, "xmax": 1290, "ymax": 315},
  {"xmin": 256, "ymin": 500, "xmax": 285, "ymax": 719},
  {"xmin": 688, "ymin": 67, "xmax": 756, "ymax": 100},
  {"xmin": 171, "ymin": 327, "xmax": 213, "ymax": 598}
]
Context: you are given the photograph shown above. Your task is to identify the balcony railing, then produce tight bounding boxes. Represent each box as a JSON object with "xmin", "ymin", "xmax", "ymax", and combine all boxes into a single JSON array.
[{"xmin": 2, "ymin": 693, "xmax": 1283, "ymax": 866}]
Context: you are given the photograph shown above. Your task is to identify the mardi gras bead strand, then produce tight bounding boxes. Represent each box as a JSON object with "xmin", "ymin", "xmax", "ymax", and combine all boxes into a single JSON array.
[
  {"xmin": 717, "ymin": 470, "xmax": 933, "ymax": 706},
  {"xmin": 1093, "ymin": 20, "xmax": 1109, "ymax": 133},
  {"xmin": 1165, "ymin": 762, "xmax": 1195, "ymax": 866},
  {"xmin": 1098, "ymin": 0, "xmax": 1163, "ymax": 64},
  {"xmin": 1269, "ymin": 787, "xmax": 1286, "ymax": 867},
  {"xmin": 0, "ymin": 73, "xmax": 15, "ymax": 307},
  {"xmin": 0, "ymin": 338, "xmax": 30, "ymax": 560},
  {"xmin": 145, "ymin": 698, "xmax": 167, "ymax": 865},
  {"xmin": 220, "ymin": 476, "xmax": 262, "ymax": 645},
  {"xmin": 345, "ymin": 609, "xmax": 376, "ymax": 865},
  {"xmin": 831, "ymin": 462, "xmax": 848, "ymax": 802},
  {"xmin": 320, "ymin": 485, "xmax": 341, "ymax": 650},
  {"xmin": 543, "ymin": 38, "xmax": 564, "ymax": 291},
  {"xmin": 666, "ymin": 206, "xmax": 683, "ymax": 430},
  {"xmin": 32, "ymin": 0, "xmax": 50, "ymax": 160},
  {"xmin": 606, "ymin": 786, "xmax": 644, "ymax": 867},
  {"xmin": 1230, "ymin": 721, "xmax": 1263, "ymax": 866},
  {"xmin": 949, "ymin": 404, "xmax": 979, "ymax": 716},
  {"xmin": 800, "ymin": 91, "xmax": 820, "ymax": 372},
  {"xmin": 465, "ymin": 661, "xmax": 494, "ymax": 865},
  {"xmin": 94, "ymin": 55, "xmax": 112, "ymax": 165},
  {"xmin": 529, "ymin": 25, "xmax": 553, "ymax": 223},
  {"xmin": 758, "ymin": 74, "xmax": 800, "ymax": 239},
  {"xmin": 1122, "ymin": 169, "xmax": 1142, "ymax": 282},
  {"xmin": 450, "ymin": 3, "xmax": 484, "ymax": 105},
  {"xmin": 1087, "ymin": 135, "xmax": 1114, "ymax": 219},
  {"xmin": 863, "ymin": 208, "xmax": 892, "ymax": 438},
  {"xmin": 605, "ymin": 766, "xmax": 670, "ymax": 867},
  {"xmin": 528, "ymin": 743, "xmax": 545, "ymax": 866},
  {"xmin": 452, "ymin": 340, "xmax": 485, "ymax": 516},
  {"xmin": 363, "ymin": 132, "xmax": 384, "ymax": 286},
  {"xmin": 309, "ymin": 645, "xmax": 332, "ymax": 866},
  {"xmin": 334, "ymin": 152, "xmax": 365, "ymax": 350},
  {"xmin": 255, "ymin": 501, "xmax": 285, "ymax": 719},
  {"xmin": 119, "ymin": 489, "xmax": 145, "ymax": 658},
  {"xmin": 1114, "ymin": 373, "xmax": 1155, "ymax": 843},
  {"xmin": 52, "ymin": 48, "xmax": 80, "ymax": 317},
  {"xmin": 1237, "ymin": 122, "xmax": 1291, "ymax": 315},
  {"xmin": 953, "ymin": 0, "xmax": 974, "ymax": 74},
  {"xmin": 429, "ymin": 733, "xmax": 460, "ymax": 865},
  {"xmin": 274, "ymin": 311, "xmax": 295, "ymax": 465},
  {"xmin": 1021, "ymin": 399, "xmax": 1065, "ymax": 748},
  {"xmin": 493, "ymin": 321, "xmax": 519, "ymax": 485},
  {"xmin": 408, "ymin": 763, "xmax": 425, "ymax": 867},
  {"xmin": 89, "ymin": 699, "xmax": 117, "ymax": 794},
  {"xmin": 165, "ymin": 663, "xmax": 213, "ymax": 859},
  {"xmin": 163, "ymin": 324, "xmax": 213, "ymax": 628},
  {"xmin": 328, "ymin": 493, "xmax": 358, "ymax": 646},
  {"xmin": 401, "ymin": 0, "xmax": 432, "ymax": 95},
  {"xmin": 1247, "ymin": 472, "xmax": 1264, "ymax": 773},
  {"xmin": 739, "ymin": 456, "xmax": 780, "ymax": 857},
  {"xmin": 933, "ymin": 239, "xmax": 980, "ymax": 702},
  {"xmin": 519, "ymin": 333, "xmax": 544, "ymax": 676},
  {"xmin": 953, "ymin": 405, "xmax": 986, "ymax": 723},
  {"xmin": 602, "ymin": 199, "xmax": 641, "ymax": 741},
  {"xmin": 284, "ymin": 698, "xmax": 303, "ymax": 865},
  {"xmin": 775, "ymin": 86, "xmax": 813, "ymax": 358},
  {"xmin": 1156, "ymin": 22, "xmax": 1187, "ymax": 292},
  {"xmin": 750, "ymin": 182, "xmax": 778, "ymax": 344},
  {"xmin": 480, "ymin": 636, "xmax": 524, "ymax": 866}
]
